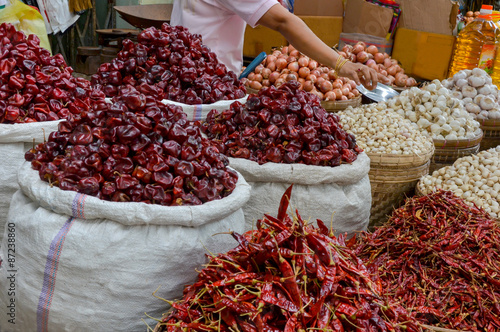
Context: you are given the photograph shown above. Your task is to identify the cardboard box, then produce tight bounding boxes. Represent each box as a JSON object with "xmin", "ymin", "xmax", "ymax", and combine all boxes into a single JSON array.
[
  {"xmin": 294, "ymin": 0, "xmax": 344, "ymax": 17},
  {"xmin": 343, "ymin": 0, "xmax": 394, "ymax": 38},
  {"xmin": 397, "ymin": 0, "xmax": 459, "ymax": 36},
  {"xmin": 299, "ymin": 16, "xmax": 343, "ymax": 48},
  {"xmin": 243, "ymin": 25, "xmax": 287, "ymax": 58},
  {"xmin": 392, "ymin": 27, "xmax": 456, "ymax": 81}
]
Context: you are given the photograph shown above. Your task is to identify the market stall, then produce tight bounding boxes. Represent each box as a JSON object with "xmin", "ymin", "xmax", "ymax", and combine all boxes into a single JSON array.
[{"xmin": 0, "ymin": 0, "xmax": 498, "ymax": 331}]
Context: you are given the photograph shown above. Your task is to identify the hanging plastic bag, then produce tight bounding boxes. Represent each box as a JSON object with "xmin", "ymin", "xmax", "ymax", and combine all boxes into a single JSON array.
[
  {"xmin": 36, "ymin": 0, "xmax": 79, "ymax": 34},
  {"xmin": 0, "ymin": 0, "xmax": 51, "ymax": 51}
]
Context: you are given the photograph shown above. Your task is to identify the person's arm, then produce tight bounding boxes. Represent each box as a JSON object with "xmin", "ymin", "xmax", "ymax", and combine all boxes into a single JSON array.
[{"xmin": 257, "ymin": 4, "xmax": 385, "ymax": 90}]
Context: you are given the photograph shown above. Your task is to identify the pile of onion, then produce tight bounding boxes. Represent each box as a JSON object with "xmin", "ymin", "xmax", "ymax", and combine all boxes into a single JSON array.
[
  {"xmin": 243, "ymin": 45, "xmax": 360, "ymax": 102},
  {"xmin": 464, "ymin": 11, "xmax": 480, "ymax": 25},
  {"xmin": 339, "ymin": 42, "xmax": 418, "ymax": 88}
]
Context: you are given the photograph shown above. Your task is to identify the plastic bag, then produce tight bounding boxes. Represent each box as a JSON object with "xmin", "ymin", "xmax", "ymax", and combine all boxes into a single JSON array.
[
  {"xmin": 36, "ymin": 0, "xmax": 79, "ymax": 34},
  {"xmin": 0, "ymin": 0, "xmax": 51, "ymax": 51}
]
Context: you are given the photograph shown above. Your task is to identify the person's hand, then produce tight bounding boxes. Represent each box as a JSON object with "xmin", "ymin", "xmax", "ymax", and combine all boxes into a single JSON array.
[{"xmin": 338, "ymin": 61, "xmax": 389, "ymax": 90}]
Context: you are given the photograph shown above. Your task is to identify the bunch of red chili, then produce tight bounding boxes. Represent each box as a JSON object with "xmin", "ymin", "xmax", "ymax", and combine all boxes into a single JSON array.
[
  {"xmin": 353, "ymin": 190, "xmax": 500, "ymax": 331},
  {"xmin": 154, "ymin": 185, "xmax": 421, "ymax": 331}
]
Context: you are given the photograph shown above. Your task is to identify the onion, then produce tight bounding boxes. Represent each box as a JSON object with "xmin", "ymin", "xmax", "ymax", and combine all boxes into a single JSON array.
[
  {"xmin": 342, "ymin": 83, "xmax": 352, "ymax": 92},
  {"xmin": 303, "ymin": 80, "xmax": 315, "ymax": 92},
  {"xmin": 341, "ymin": 87, "xmax": 350, "ymax": 95},
  {"xmin": 272, "ymin": 50, "xmax": 281, "ymax": 58},
  {"xmin": 332, "ymin": 88, "xmax": 342, "ymax": 99},
  {"xmin": 298, "ymin": 56, "xmax": 309, "ymax": 68},
  {"xmin": 248, "ymin": 72, "xmax": 255, "ymax": 81},
  {"xmin": 374, "ymin": 53, "xmax": 385, "ymax": 64},
  {"xmin": 386, "ymin": 65, "xmax": 398, "ymax": 76},
  {"xmin": 316, "ymin": 76, "xmax": 326, "ymax": 87},
  {"xmin": 290, "ymin": 49, "xmax": 300, "ymax": 58},
  {"xmin": 286, "ymin": 73, "xmax": 298, "ymax": 81},
  {"xmin": 348, "ymin": 80, "xmax": 357, "ymax": 90},
  {"xmin": 383, "ymin": 58, "xmax": 392, "ymax": 68},
  {"xmin": 328, "ymin": 70, "xmax": 337, "ymax": 80},
  {"xmin": 254, "ymin": 64, "xmax": 264, "ymax": 74},
  {"xmin": 338, "ymin": 51, "xmax": 347, "ymax": 58},
  {"xmin": 275, "ymin": 78, "xmax": 285, "ymax": 87},
  {"xmin": 249, "ymin": 81, "xmax": 262, "ymax": 90},
  {"xmin": 308, "ymin": 60, "xmax": 318, "ymax": 70},
  {"xmin": 349, "ymin": 54, "xmax": 356, "ymax": 62},
  {"xmin": 298, "ymin": 77, "xmax": 305, "ymax": 85},
  {"xmin": 379, "ymin": 69, "xmax": 388, "ymax": 77},
  {"xmin": 406, "ymin": 77, "xmax": 417, "ymax": 87},
  {"xmin": 332, "ymin": 80, "xmax": 342, "ymax": 90},
  {"xmin": 347, "ymin": 92, "xmax": 355, "ymax": 99},
  {"xmin": 288, "ymin": 61, "xmax": 299, "ymax": 72},
  {"xmin": 352, "ymin": 89, "xmax": 360, "ymax": 97},
  {"xmin": 306, "ymin": 74, "xmax": 317, "ymax": 83},
  {"xmin": 324, "ymin": 91, "xmax": 336, "ymax": 101},
  {"xmin": 353, "ymin": 43, "xmax": 364, "ymax": 54},
  {"xmin": 367, "ymin": 45, "xmax": 378, "ymax": 55},
  {"xmin": 266, "ymin": 55, "xmax": 276, "ymax": 66},
  {"xmin": 366, "ymin": 59, "xmax": 376, "ymax": 66},
  {"xmin": 261, "ymin": 68, "xmax": 271, "ymax": 79},
  {"xmin": 287, "ymin": 56, "xmax": 297, "ymax": 63},
  {"xmin": 340, "ymin": 95, "xmax": 348, "ymax": 101},
  {"xmin": 262, "ymin": 79, "xmax": 270, "ymax": 87},
  {"xmin": 269, "ymin": 71, "xmax": 280, "ymax": 84},
  {"xmin": 311, "ymin": 89, "xmax": 324, "ymax": 100},
  {"xmin": 383, "ymin": 52, "xmax": 390, "ymax": 59},
  {"xmin": 395, "ymin": 74, "xmax": 408, "ymax": 87},
  {"xmin": 310, "ymin": 69, "xmax": 321, "ymax": 77},
  {"xmin": 253, "ymin": 73, "xmax": 263, "ymax": 82},
  {"xmin": 387, "ymin": 75, "xmax": 395, "ymax": 85},
  {"xmin": 320, "ymin": 80, "xmax": 333, "ymax": 93},
  {"xmin": 281, "ymin": 69, "xmax": 290, "ymax": 75},
  {"xmin": 298, "ymin": 66, "xmax": 310, "ymax": 78},
  {"xmin": 342, "ymin": 44, "xmax": 354, "ymax": 53},
  {"xmin": 276, "ymin": 58, "xmax": 288, "ymax": 70},
  {"xmin": 266, "ymin": 61, "xmax": 276, "ymax": 71},
  {"xmin": 281, "ymin": 46, "xmax": 289, "ymax": 54},
  {"xmin": 321, "ymin": 73, "xmax": 329, "ymax": 80}
]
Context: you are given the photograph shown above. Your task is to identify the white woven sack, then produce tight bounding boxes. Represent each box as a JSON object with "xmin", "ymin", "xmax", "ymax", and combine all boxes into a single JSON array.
[
  {"xmin": 229, "ymin": 152, "xmax": 372, "ymax": 237},
  {"xmin": 0, "ymin": 162, "xmax": 251, "ymax": 332},
  {"xmin": 0, "ymin": 120, "xmax": 61, "ymax": 244},
  {"xmin": 161, "ymin": 95, "xmax": 248, "ymax": 121}
]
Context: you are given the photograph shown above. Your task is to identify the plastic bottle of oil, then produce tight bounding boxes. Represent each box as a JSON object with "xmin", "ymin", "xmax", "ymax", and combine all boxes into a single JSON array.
[{"xmin": 449, "ymin": 5, "xmax": 499, "ymax": 78}]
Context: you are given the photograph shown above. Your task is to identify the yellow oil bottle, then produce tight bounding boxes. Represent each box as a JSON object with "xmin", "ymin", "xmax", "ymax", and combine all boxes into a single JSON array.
[{"xmin": 449, "ymin": 5, "xmax": 499, "ymax": 78}]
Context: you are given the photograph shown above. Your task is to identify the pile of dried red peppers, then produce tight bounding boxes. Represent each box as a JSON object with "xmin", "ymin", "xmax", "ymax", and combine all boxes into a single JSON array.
[
  {"xmin": 354, "ymin": 190, "xmax": 500, "ymax": 331},
  {"xmin": 154, "ymin": 189, "xmax": 500, "ymax": 332},
  {"xmin": 155, "ymin": 185, "xmax": 420, "ymax": 331}
]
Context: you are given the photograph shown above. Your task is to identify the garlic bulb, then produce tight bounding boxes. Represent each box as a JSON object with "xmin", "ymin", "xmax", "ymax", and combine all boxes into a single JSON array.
[
  {"xmin": 442, "ymin": 69, "xmax": 500, "ymax": 120},
  {"xmin": 418, "ymin": 146, "xmax": 500, "ymax": 219},
  {"xmin": 338, "ymin": 104, "xmax": 433, "ymax": 155}
]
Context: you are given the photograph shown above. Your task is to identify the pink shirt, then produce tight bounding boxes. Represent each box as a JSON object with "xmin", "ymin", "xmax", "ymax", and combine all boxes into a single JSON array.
[{"xmin": 171, "ymin": 0, "xmax": 278, "ymax": 74}]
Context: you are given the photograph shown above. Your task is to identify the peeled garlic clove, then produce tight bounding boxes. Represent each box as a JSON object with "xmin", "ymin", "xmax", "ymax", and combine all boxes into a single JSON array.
[
  {"xmin": 477, "ymin": 84, "xmax": 493, "ymax": 95},
  {"xmin": 451, "ymin": 90, "xmax": 463, "ymax": 99},
  {"xmin": 472, "ymin": 67, "xmax": 487, "ymax": 77},
  {"xmin": 462, "ymin": 97, "xmax": 473, "ymax": 105},
  {"xmin": 474, "ymin": 94, "xmax": 484, "ymax": 105},
  {"xmin": 466, "ymin": 103, "xmax": 481, "ymax": 114}
]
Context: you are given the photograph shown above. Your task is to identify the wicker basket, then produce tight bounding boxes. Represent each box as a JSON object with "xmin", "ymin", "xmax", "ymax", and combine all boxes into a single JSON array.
[
  {"xmin": 422, "ymin": 324, "xmax": 467, "ymax": 332},
  {"xmin": 478, "ymin": 119, "xmax": 500, "ymax": 151},
  {"xmin": 369, "ymin": 160, "xmax": 431, "ymax": 229},
  {"xmin": 321, "ymin": 95, "xmax": 362, "ymax": 111},
  {"xmin": 430, "ymin": 143, "xmax": 480, "ymax": 174},
  {"xmin": 245, "ymin": 86, "xmax": 362, "ymax": 111},
  {"xmin": 430, "ymin": 131, "xmax": 483, "ymax": 173}
]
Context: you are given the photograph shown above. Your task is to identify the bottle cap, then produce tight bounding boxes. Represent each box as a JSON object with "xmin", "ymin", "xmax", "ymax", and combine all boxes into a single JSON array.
[{"xmin": 479, "ymin": 5, "xmax": 493, "ymax": 19}]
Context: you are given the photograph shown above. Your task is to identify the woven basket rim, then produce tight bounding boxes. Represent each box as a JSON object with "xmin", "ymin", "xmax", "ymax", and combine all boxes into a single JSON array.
[
  {"xmin": 478, "ymin": 118, "xmax": 500, "ymax": 128},
  {"xmin": 321, "ymin": 95, "xmax": 362, "ymax": 111},
  {"xmin": 370, "ymin": 160, "xmax": 430, "ymax": 183},
  {"xmin": 433, "ymin": 130, "xmax": 483, "ymax": 148},
  {"xmin": 421, "ymin": 323, "xmax": 469, "ymax": 332},
  {"xmin": 367, "ymin": 147, "xmax": 434, "ymax": 168}
]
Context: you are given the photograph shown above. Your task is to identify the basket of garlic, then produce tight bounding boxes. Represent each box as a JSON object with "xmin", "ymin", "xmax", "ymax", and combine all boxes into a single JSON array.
[
  {"xmin": 338, "ymin": 103, "xmax": 434, "ymax": 228},
  {"xmin": 442, "ymin": 68, "xmax": 500, "ymax": 151},
  {"xmin": 417, "ymin": 146, "xmax": 500, "ymax": 220},
  {"xmin": 388, "ymin": 80, "xmax": 483, "ymax": 173}
]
